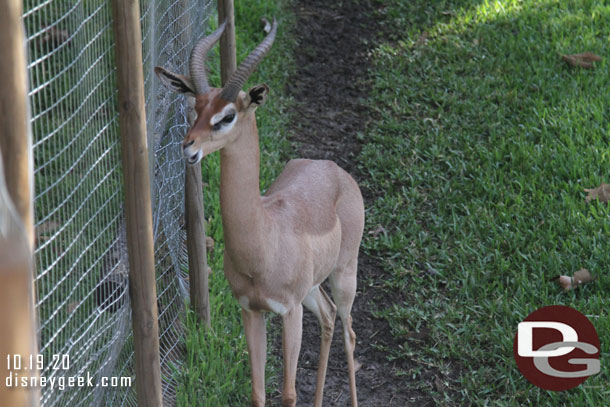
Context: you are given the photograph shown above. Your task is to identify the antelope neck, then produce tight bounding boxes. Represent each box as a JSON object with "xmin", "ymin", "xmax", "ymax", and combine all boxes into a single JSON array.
[{"xmin": 219, "ymin": 113, "xmax": 267, "ymax": 256}]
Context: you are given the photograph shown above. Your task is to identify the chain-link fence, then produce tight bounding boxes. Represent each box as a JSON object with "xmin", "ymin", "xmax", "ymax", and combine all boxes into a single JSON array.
[{"xmin": 24, "ymin": 0, "xmax": 213, "ymax": 405}]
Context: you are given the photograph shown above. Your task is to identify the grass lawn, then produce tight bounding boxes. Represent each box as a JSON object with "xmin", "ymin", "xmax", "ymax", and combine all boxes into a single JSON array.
[
  {"xmin": 360, "ymin": 0, "xmax": 609, "ymax": 405},
  {"xmin": 176, "ymin": 0, "xmax": 294, "ymax": 405},
  {"xmin": 177, "ymin": 0, "xmax": 609, "ymax": 405}
]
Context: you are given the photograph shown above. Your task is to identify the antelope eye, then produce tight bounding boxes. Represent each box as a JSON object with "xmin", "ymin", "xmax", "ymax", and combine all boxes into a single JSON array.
[
  {"xmin": 212, "ymin": 112, "xmax": 236, "ymax": 131},
  {"xmin": 222, "ymin": 113, "xmax": 235, "ymax": 123}
]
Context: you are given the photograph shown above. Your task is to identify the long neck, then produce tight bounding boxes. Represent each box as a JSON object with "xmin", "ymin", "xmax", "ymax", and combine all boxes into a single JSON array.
[{"xmin": 219, "ymin": 113, "xmax": 266, "ymax": 258}]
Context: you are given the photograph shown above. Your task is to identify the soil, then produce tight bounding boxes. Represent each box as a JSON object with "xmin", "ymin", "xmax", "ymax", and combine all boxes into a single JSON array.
[{"xmin": 268, "ymin": 0, "xmax": 445, "ymax": 406}]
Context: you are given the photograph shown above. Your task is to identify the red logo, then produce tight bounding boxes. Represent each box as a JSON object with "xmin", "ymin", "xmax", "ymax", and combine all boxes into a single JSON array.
[{"xmin": 513, "ymin": 305, "xmax": 600, "ymax": 391}]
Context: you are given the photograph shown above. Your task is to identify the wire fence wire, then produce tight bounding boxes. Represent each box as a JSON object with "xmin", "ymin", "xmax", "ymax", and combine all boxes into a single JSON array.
[{"xmin": 23, "ymin": 0, "xmax": 214, "ymax": 405}]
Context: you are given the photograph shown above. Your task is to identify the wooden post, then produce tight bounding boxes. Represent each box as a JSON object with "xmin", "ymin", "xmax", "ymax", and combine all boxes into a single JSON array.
[
  {"xmin": 110, "ymin": 1, "xmax": 163, "ymax": 406},
  {"xmin": 218, "ymin": 0, "xmax": 237, "ymax": 85},
  {"xmin": 0, "ymin": 152, "xmax": 39, "ymax": 407},
  {"xmin": 182, "ymin": 0, "xmax": 211, "ymax": 327},
  {"xmin": 184, "ymin": 0, "xmax": 237, "ymax": 327},
  {"xmin": 185, "ymin": 163, "xmax": 210, "ymax": 326},
  {"xmin": 0, "ymin": 0, "xmax": 34, "ymax": 248},
  {"xmin": 0, "ymin": 2, "xmax": 39, "ymax": 407}
]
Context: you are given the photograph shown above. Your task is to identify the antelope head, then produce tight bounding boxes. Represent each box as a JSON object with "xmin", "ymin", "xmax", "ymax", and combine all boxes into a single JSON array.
[{"xmin": 154, "ymin": 19, "xmax": 278, "ymax": 164}]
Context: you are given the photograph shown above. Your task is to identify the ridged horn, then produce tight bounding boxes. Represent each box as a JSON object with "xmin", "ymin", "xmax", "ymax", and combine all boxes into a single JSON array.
[
  {"xmin": 189, "ymin": 21, "xmax": 227, "ymax": 94},
  {"xmin": 220, "ymin": 18, "xmax": 278, "ymax": 102}
]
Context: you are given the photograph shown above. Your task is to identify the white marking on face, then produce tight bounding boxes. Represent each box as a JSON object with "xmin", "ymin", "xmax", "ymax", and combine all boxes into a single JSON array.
[
  {"xmin": 266, "ymin": 299, "xmax": 288, "ymax": 315},
  {"xmin": 210, "ymin": 104, "xmax": 237, "ymax": 133}
]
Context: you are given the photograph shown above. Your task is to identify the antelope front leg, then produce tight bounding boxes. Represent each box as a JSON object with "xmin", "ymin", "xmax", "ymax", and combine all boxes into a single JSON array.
[
  {"xmin": 242, "ymin": 309, "xmax": 267, "ymax": 407},
  {"xmin": 281, "ymin": 303, "xmax": 303, "ymax": 407}
]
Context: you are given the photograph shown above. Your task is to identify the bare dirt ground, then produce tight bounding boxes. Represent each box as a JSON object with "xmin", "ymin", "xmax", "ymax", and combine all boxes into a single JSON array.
[{"xmin": 269, "ymin": 0, "xmax": 442, "ymax": 406}]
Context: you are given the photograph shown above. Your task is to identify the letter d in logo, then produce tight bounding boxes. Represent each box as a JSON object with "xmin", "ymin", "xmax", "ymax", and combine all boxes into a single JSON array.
[{"xmin": 517, "ymin": 322, "xmax": 577, "ymax": 357}]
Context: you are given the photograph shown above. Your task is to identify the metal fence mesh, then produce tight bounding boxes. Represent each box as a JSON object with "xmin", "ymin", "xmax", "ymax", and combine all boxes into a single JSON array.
[{"xmin": 24, "ymin": 0, "xmax": 214, "ymax": 405}]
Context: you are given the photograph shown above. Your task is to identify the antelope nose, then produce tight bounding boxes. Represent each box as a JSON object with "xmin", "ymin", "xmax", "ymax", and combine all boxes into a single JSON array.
[{"xmin": 183, "ymin": 140, "xmax": 194, "ymax": 150}]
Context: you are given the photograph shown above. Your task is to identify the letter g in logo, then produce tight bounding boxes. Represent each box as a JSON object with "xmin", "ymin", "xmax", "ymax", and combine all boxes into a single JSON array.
[{"xmin": 532, "ymin": 341, "xmax": 600, "ymax": 378}]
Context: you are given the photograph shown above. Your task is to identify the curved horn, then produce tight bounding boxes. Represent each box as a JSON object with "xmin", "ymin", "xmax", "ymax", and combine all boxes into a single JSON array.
[
  {"xmin": 189, "ymin": 21, "xmax": 227, "ymax": 94},
  {"xmin": 220, "ymin": 18, "xmax": 278, "ymax": 102}
]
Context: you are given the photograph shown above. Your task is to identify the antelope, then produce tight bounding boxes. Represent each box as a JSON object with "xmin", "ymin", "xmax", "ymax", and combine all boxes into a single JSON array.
[{"xmin": 155, "ymin": 20, "xmax": 364, "ymax": 407}]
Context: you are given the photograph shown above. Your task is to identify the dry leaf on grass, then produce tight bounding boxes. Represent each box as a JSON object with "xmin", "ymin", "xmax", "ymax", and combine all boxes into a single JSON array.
[
  {"xmin": 552, "ymin": 268, "xmax": 595, "ymax": 291},
  {"xmin": 368, "ymin": 224, "xmax": 387, "ymax": 238},
  {"xmin": 206, "ymin": 236, "xmax": 215, "ymax": 252},
  {"xmin": 584, "ymin": 183, "xmax": 610, "ymax": 203},
  {"xmin": 562, "ymin": 52, "xmax": 602, "ymax": 68},
  {"xmin": 434, "ymin": 376, "xmax": 447, "ymax": 393},
  {"xmin": 66, "ymin": 302, "xmax": 78, "ymax": 314},
  {"xmin": 38, "ymin": 26, "xmax": 70, "ymax": 50},
  {"xmin": 35, "ymin": 220, "xmax": 60, "ymax": 243},
  {"xmin": 261, "ymin": 18, "xmax": 272, "ymax": 34},
  {"xmin": 416, "ymin": 31, "xmax": 429, "ymax": 46}
]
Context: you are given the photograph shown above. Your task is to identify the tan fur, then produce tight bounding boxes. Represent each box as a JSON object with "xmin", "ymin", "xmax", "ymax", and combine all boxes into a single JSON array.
[{"xmin": 187, "ymin": 86, "xmax": 364, "ymax": 407}]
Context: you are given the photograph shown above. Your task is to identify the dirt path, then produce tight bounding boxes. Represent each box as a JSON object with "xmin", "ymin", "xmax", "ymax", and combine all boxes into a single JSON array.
[{"xmin": 269, "ymin": 1, "xmax": 439, "ymax": 406}]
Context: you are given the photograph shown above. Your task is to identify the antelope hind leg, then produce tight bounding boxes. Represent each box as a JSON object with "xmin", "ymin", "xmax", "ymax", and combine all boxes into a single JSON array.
[
  {"xmin": 330, "ymin": 258, "xmax": 359, "ymax": 406},
  {"xmin": 302, "ymin": 285, "xmax": 337, "ymax": 407}
]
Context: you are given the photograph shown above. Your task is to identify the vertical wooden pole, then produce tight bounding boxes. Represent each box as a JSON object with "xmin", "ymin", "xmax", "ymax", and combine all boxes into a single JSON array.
[
  {"xmin": 0, "ymin": 0, "xmax": 34, "ymax": 248},
  {"xmin": 0, "ymin": 2, "xmax": 39, "ymax": 407},
  {"xmin": 185, "ymin": 163, "xmax": 210, "ymax": 326},
  {"xmin": 184, "ymin": 0, "xmax": 237, "ymax": 327},
  {"xmin": 182, "ymin": 0, "xmax": 211, "ymax": 327},
  {"xmin": 0, "ymin": 152, "xmax": 39, "ymax": 407},
  {"xmin": 110, "ymin": 1, "xmax": 163, "ymax": 406},
  {"xmin": 218, "ymin": 0, "xmax": 237, "ymax": 85}
]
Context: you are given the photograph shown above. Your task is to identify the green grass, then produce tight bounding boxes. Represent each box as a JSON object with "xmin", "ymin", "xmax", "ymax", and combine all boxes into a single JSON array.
[
  {"xmin": 361, "ymin": 0, "xmax": 609, "ymax": 405},
  {"xmin": 176, "ymin": 1, "xmax": 294, "ymax": 405}
]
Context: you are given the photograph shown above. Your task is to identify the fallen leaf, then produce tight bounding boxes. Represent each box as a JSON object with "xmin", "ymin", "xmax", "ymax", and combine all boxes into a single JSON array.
[
  {"xmin": 38, "ymin": 26, "xmax": 70, "ymax": 50},
  {"xmin": 584, "ymin": 183, "xmax": 610, "ymax": 203},
  {"xmin": 425, "ymin": 267, "xmax": 441, "ymax": 276},
  {"xmin": 206, "ymin": 236, "xmax": 215, "ymax": 252},
  {"xmin": 66, "ymin": 302, "xmax": 78, "ymax": 314},
  {"xmin": 261, "ymin": 18, "xmax": 272, "ymax": 34},
  {"xmin": 35, "ymin": 220, "xmax": 60, "ymax": 243},
  {"xmin": 36, "ymin": 220, "xmax": 59, "ymax": 234},
  {"xmin": 368, "ymin": 225, "xmax": 387, "ymax": 238},
  {"xmin": 407, "ymin": 326, "xmax": 431, "ymax": 341},
  {"xmin": 562, "ymin": 52, "xmax": 602, "ymax": 69},
  {"xmin": 434, "ymin": 376, "xmax": 446, "ymax": 393},
  {"xmin": 416, "ymin": 31, "xmax": 429, "ymax": 46},
  {"xmin": 554, "ymin": 268, "xmax": 595, "ymax": 291}
]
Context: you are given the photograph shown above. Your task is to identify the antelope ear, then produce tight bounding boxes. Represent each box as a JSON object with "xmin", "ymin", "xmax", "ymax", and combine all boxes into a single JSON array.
[
  {"xmin": 245, "ymin": 84, "xmax": 269, "ymax": 108},
  {"xmin": 154, "ymin": 66, "xmax": 196, "ymax": 96}
]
